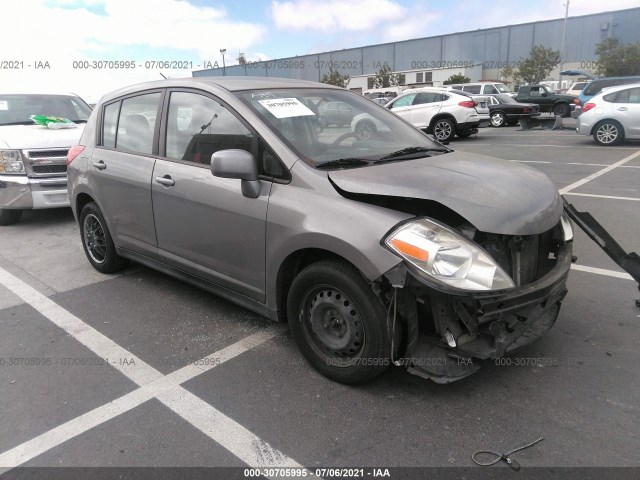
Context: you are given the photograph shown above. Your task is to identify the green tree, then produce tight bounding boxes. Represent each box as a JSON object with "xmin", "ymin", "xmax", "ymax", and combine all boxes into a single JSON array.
[
  {"xmin": 373, "ymin": 64, "xmax": 401, "ymax": 88},
  {"xmin": 594, "ymin": 37, "xmax": 640, "ymax": 76},
  {"xmin": 320, "ymin": 68, "xmax": 350, "ymax": 88},
  {"xmin": 500, "ymin": 66, "xmax": 522, "ymax": 87},
  {"xmin": 517, "ymin": 46, "xmax": 561, "ymax": 84},
  {"xmin": 443, "ymin": 73, "xmax": 471, "ymax": 85},
  {"xmin": 236, "ymin": 53, "xmax": 247, "ymax": 65}
]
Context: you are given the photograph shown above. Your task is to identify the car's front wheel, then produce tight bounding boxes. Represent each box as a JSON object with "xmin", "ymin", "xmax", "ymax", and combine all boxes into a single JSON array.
[
  {"xmin": 432, "ymin": 118, "xmax": 455, "ymax": 142},
  {"xmin": 287, "ymin": 260, "xmax": 391, "ymax": 384},
  {"xmin": 0, "ymin": 209, "xmax": 23, "ymax": 226},
  {"xmin": 80, "ymin": 202, "xmax": 129, "ymax": 273},
  {"xmin": 593, "ymin": 120, "xmax": 624, "ymax": 146},
  {"xmin": 490, "ymin": 111, "xmax": 506, "ymax": 127},
  {"xmin": 354, "ymin": 120, "xmax": 376, "ymax": 140}
]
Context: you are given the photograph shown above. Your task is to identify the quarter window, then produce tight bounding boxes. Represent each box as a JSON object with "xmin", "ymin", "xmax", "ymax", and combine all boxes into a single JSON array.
[
  {"xmin": 165, "ymin": 92, "xmax": 253, "ymax": 166},
  {"xmin": 102, "ymin": 102, "xmax": 119, "ymax": 148}
]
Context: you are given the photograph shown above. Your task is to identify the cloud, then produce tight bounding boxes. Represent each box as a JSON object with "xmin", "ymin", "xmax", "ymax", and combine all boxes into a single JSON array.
[{"xmin": 271, "ymin": 0, "xmax": 406, "ymax": 32}]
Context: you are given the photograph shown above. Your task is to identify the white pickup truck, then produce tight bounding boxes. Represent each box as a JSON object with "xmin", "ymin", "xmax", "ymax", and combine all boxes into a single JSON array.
[{"xmin": 0, "ymin": 92, "xmax": 90, "ymax": 225}]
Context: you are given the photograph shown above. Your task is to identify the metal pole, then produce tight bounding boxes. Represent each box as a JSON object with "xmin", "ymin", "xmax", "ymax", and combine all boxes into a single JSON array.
[
  {"xmin": 220, "ymin": 48, "xmax": 227, "ymax": 76},
  {"xmin": 559, "ymin": 0, "xmax": 570, "ymax": 91}
]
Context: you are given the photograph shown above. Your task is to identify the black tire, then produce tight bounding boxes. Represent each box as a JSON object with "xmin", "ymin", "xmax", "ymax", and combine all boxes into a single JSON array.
[
  {"xmin": 432, "ymin": 118, "xmax": 455, "ymax": 142},
  {"xmin": 79, "ymin": 202, "xmax": 128, "ymax": 273},
  {"xmin": 354, "ymin": 120, "xmax": 376, "ymax": 140},
  {"xmin": 490, "ymin": 111, "xmax": 506, "ymax": 127},
  {"xmin": 593, "ymin": 120, "xmax": 624, "ymax": 146},
  {"xmin": 0, "ymin": 209, "xmax": 22, "ymax": 226},
  {"xmin": 553, "ymin": 103, "xmax": 570, "ymax": 118},
  {"xmin": 287, "ymin": 260, "xmax": 391, "ymax": 384}
]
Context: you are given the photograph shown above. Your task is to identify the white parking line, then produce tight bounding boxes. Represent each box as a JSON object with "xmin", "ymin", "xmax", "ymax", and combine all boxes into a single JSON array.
[
  {"xmin": 0, "ymin": 265, "xmax": 295, "ymax": 473},
  {"xmin": 559, "ymin": 150, "xmax": 640, "ymax": 194},
  {"xmin": 475, "ymin": 143, "xmax": 639, "ymax": 150},
  {"xmin": 571, "ymin": 264, "xmax": 634, "ymax": 281},
  {"xmin": 564, "ymin": 192, "xmax": 640, "ymax": 202}
]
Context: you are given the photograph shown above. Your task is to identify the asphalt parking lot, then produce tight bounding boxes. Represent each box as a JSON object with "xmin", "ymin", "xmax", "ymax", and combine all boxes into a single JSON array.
[{"xmin": 1, "ymin": 120, "xmax": 639, "ymax": 479}]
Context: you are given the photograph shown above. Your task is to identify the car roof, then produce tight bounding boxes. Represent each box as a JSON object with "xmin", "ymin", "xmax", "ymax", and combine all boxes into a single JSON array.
[
  {"xmin": 98, "ymin": 77, "xmax": 341, "ymax": 103},
  {"xmin": 596, "ymin": 82, "xmax": 640, "ymax": 95}
]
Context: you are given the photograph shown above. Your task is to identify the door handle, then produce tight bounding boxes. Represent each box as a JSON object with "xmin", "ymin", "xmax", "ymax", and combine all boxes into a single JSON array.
[
  {"xmin": 155, "ymin": 175, "xmax": 175, "ymax": 187},
  {"xmin": 617, "ymin": 107, "xmax": 628, "ymax": 111},
  {"xmin": 92, "ymin": 160, "xmax": 106, "ymax": 170}
]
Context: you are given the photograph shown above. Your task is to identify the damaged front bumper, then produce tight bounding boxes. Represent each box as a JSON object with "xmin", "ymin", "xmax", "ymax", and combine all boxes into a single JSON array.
[{"xmin": 384, "ymin": 240, "xmax": 572, "ymax": 383}]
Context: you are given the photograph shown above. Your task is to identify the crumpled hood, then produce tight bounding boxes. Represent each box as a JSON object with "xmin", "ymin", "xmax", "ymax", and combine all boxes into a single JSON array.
[
  {"xmin": 328, "ymin": 150, "xmax": 563, "ymax": 235},
  {"xmin": 0, "ymin": 124, "xmax": 85, "ymax": 149}
]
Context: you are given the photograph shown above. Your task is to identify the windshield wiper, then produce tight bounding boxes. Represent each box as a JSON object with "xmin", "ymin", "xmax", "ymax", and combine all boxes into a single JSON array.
[
  {"xmin": 1, "ymin": 121, "xmax": 35, "ymax": 126},
  {"xmin": 377, "ymin": 146, "xmax": 448, "ymax": 161},
  {"xmin": 316, "ymin": 158, "xmax": 371, "ymax": 169}
]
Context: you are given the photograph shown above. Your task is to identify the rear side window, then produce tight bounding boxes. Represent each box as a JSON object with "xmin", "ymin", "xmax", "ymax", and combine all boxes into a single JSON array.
[
  {"xmin": 463, "ymin": 85, "xmax": 481, "ymax": 94},
  {"xmin": 115, "ymin": 93, "xmax": 161, "ymax": 155},
  {"xmin": 483, "ymin": 85, "xmax": 499, "ymax": 94},
  {"xmin": 413, "ymin": 92, "xmax": 438, "ymax": 105},
  {"xmin": 605, "ymin": 87, "xmax": 640, "ymax": 104}
]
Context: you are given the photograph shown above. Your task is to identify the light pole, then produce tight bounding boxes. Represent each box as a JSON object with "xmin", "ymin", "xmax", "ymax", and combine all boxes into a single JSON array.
[
  {"xmin": 220, "ymin": 48, "xmax": 227, "ymax": 76},
  {"xmin": 240, "ymin": 52, "xmax": 247, "ymax": 76},
  {"xmin": 558, "ymin": 0, "xmax": 570, "ymax": 91}
]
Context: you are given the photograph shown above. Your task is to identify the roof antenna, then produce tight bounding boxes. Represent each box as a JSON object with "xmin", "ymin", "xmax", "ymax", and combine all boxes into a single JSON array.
[{"xmin": 159, "ymin": 73, "xmax": 167, "ymax": 79}]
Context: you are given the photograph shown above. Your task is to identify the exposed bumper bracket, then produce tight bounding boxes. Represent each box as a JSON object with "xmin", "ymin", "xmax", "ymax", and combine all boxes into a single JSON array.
[{"xmin": 563, "ymin": 197, "xmax": 640, "ymax": 301}]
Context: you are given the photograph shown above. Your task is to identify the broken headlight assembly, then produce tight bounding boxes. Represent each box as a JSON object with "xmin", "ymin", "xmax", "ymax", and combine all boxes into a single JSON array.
[{"xmin": 384, "ymin": 218, "xmax": 516, "ymax": 291}]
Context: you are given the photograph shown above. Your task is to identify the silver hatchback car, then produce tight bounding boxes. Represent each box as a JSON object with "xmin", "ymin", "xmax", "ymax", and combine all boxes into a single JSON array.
[{"xmin": 68, "ymin": 77, "xmax": 639, "ymax": 384}]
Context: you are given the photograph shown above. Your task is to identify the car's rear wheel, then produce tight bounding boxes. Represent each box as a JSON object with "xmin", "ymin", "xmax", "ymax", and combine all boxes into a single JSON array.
[
  {"xmin": 553, "ymin": 103, "xmax": 570, "ymax": 117},
  {"xmin": 354, "ymin": 120, "xmax": 376, "ymax": 140},
  {"xmin": 432, "ymin": 118, "xmax": 455, "ymax": 142},
  {"xmin": 0, "ymin": 209, "xmax": 23, "ymax": 226},
  {"xmin": 593, "ymin": 120, "xmax": 624, "ymax": 146},
  {"xmin": 80, "ymin": 202, "xmax": 128, "ymax": 273},
  {"xmin": 287, "ymin": 260, "xmax": 391, "ymax": 384},
  {"xmin": 490, "ymin": 111, "xmax": 506, "ymax": 127}
]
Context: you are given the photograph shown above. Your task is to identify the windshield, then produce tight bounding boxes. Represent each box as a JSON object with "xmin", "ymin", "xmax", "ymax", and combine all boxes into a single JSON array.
[
  {"xmin": 495, "ymin": 83, "xmax": 511, "ymax": 93},
  {"xmin": 0, "ymin": 94, "xmax": 92, "ymax": 126},
  {"xmin": 235, "ymin": 88, "xmax": 446, "ymax": 169}
]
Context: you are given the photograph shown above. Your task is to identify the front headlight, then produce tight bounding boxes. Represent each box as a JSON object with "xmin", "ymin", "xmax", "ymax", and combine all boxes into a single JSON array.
[
  {"xmin": 384, "ymin": 218, "xmax": 515, "ymax": 291},
  {"xmin": 560, "ymin": 212, "xmax": 573, "ymax": 242},
  {"xmin": 0, "ymin": 150, "xmax": 26, "ymax": 174}
]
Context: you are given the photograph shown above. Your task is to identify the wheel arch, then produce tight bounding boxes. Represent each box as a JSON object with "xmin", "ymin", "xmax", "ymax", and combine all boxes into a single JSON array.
[
  {"xmin": 428, "ymin": 113, "xmax": 457, "ymax": 132},
  {"xmin": 589, "ymin": 118, "xmax": 625, "ymax": 137}
]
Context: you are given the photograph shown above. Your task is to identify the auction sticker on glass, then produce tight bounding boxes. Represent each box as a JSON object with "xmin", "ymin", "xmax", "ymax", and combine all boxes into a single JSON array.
[{"xmin": 258, "ymin": 98, "xmax": 315, "ymax": 118}]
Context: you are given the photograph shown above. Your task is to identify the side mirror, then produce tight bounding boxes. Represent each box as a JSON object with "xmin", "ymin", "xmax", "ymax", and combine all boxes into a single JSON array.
[{"xmin": 211, "ymin": 149, "xmax": 261, "ymax": 198}]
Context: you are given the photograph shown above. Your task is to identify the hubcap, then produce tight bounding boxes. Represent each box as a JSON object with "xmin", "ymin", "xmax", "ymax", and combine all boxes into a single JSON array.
[
  {"xmin": 356, "ymin": 123, "xmax": 373, "ymax": 140},
  {"xmin": 491, "ymin": 113, "xmax": 504, "ymax": 126},
  {"xmin": 434, "ymin": 121, "xmax": 452, "ymax": 140},
  {"xmin": 304, "ymin": 287, "xmax": 364, "ymax": 357},
  {"xmin": 83, "ymin": 214, "xmax": 107, "ymax": 264},
  {"xmin": 596, "ymin": 124, "xmax": 618, "ymax": 144}
]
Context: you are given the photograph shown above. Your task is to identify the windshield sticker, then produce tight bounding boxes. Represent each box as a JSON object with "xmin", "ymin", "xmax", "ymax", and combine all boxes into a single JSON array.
[
  {"xmin": 258, "ymin": 98, "xmax": 315, "ymax": 119},
  {"xmin": 0, "ymin": 101, "xmax": 7, "ymax": 110}
]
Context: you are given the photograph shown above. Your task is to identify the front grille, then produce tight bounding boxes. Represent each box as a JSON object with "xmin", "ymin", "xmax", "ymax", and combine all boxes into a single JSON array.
[
  {"xmin": 32, "ymin": 164, "xmax": 67, "ymax": 174},
  {"xmin": 27, "ymin": 149, "xmax": 69, "ymax": 159}
]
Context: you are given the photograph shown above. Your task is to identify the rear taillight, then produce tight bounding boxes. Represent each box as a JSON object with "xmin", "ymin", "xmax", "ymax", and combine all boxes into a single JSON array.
[
  {"xmin": 582, "ymin": 102, "xmax": 596, "ymax": 113},
  {"xmin": 458, "ymin": 101, "xmax": 476, "ymax": 108},
  {"xmin": 522, "ymin": 107, "xmax": 530, "ymax": 113},
  {"xmin": 67, "ymin": 145, "xmax": 85, "ymax": 166}
]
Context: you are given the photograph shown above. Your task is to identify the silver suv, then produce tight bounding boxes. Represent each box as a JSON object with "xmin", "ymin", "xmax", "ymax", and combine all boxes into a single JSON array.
[{"xmin": 67, "ymin": 77, "xmax": 637, "ymax": 384}]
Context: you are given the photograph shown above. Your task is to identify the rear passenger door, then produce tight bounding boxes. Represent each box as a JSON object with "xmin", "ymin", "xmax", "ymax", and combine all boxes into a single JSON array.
[
  {"xmin": 610, "ymin": 87, "xmax": 640, "ymax": 137},
  {"xmin": 408, "ymin": 92, "xmax": 442, "ymax": 128},
  {"xmin": 89, "ymin": 90, "xmax": 163, "ymax": 255},
  {"xmin": 151, "ymin": 90, "xmax": 272, "ymax": 302}
]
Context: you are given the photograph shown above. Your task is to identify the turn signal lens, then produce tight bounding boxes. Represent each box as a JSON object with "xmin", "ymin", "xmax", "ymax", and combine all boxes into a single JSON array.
[{"xmin": 390, "ymin": 238, "xmax": 429, "ymax": 262}]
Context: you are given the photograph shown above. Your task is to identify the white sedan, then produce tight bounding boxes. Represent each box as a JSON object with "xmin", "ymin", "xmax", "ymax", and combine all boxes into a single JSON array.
[{"xmin": 576, "ymin": 83, "xmax": 640, "ymax": 145}]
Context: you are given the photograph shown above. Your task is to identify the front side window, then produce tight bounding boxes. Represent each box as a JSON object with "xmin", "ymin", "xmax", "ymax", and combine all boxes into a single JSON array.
[
  {"xmin": 165, "ymin": 91, "xmax": 252, "ymax": 165},
  {"xmin": 464, "ymin": 85, "xmax": 481, "ymax": 94},
  {"xmin": 116, "ymin": 93, "xmax": 161, "ymax": 155},
  {"xmin": 390, "ymin": 94, "xmax": 416, "ymax": 108}
]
